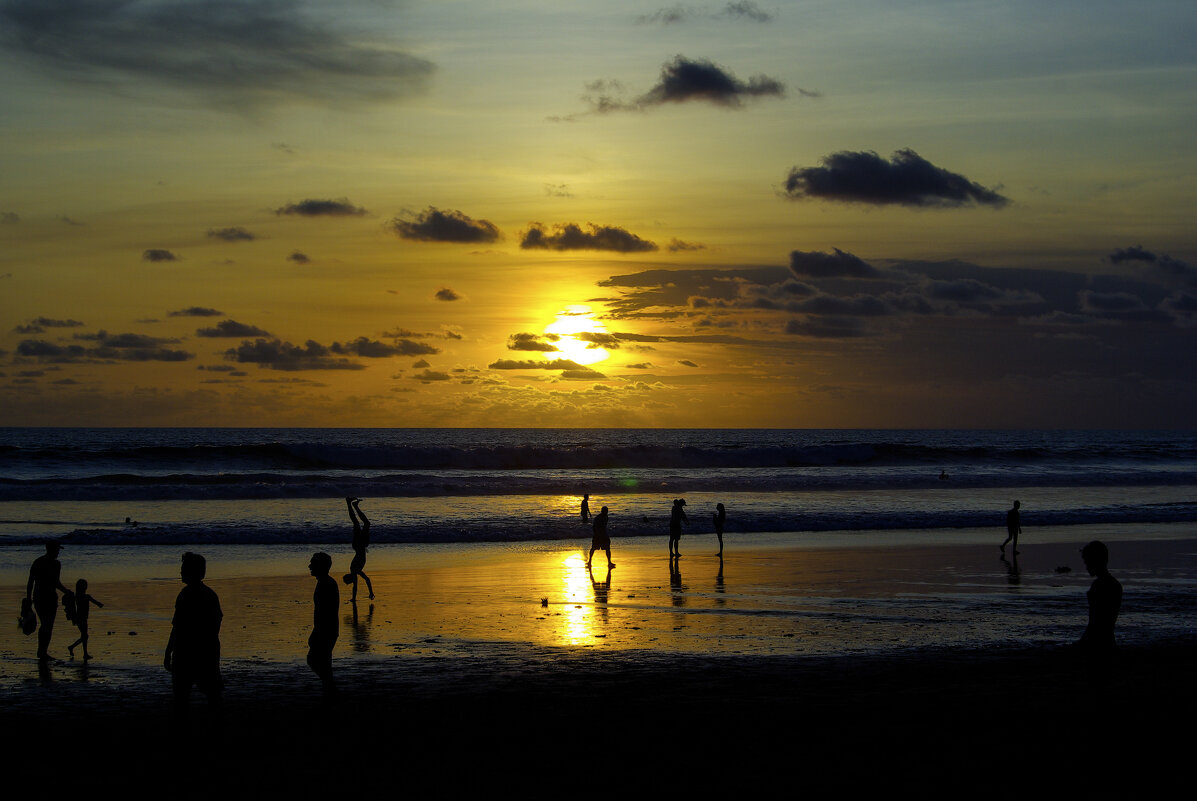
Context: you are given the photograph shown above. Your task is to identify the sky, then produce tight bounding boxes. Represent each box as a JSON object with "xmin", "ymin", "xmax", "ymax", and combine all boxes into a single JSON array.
[{"xmin": 1, "ymin": 0, "xmax": 1195, "ymax": 428}]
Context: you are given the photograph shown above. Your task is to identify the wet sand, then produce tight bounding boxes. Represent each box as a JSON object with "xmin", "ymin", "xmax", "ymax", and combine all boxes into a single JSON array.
[{"xmin": 2, "ymin": 528, "xmax": 1195, "ymax": 795}]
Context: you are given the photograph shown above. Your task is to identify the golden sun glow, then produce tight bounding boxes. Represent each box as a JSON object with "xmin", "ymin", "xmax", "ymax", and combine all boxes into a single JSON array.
[{"xmin": 545, "ymin": 305, "xmax": 610, "ymax": 366}]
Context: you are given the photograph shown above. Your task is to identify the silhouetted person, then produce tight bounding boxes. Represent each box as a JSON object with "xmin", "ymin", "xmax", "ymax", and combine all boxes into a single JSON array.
[
  {"xmin": 939, "ymin": 470, "xmax": 949, "ymax": 481},
  {"xmin": 669, "ymin": 499, "xmax": 688, "ymax": 557},
  {"xmin": 343, "ymin": 497, "xmax": 375, "ymax": 601},
  {"xmin": 307, "ymin": 551, "xmax": 338, "ymax": 694},
  {"xmin": 26, "ymin": 541, "xmax": 69, "ymax": 662},
  {"xmin": 713, "ymin": 502, "xmax": 726, "ymax": 557},
  {"xmin": 1078, "ymin": 540, "xmax": 1122, "ymax": 655},
  {"xmin": 66, "ymin": 578, "xmax": 103, "ymax": 661},
  {"xmin": 1000, "ymin": 500, "xmax": 1022, "ymax": 554},
  {"xmin": 581, "ymin": 493, "xmax": 591, "ymax": 524},
  {"xmin": 164, "ymin": 551, "xmax": 222, "ymax": 723},
  {"xmin": 588, "ymin": 505, "xmax": 614, "ymax": 569}
]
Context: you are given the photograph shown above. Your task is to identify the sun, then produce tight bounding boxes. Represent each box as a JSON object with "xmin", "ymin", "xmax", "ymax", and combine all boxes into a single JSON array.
[{"xmin": 545, "ymin": 305, "xmax": 610, "ymax": 366}]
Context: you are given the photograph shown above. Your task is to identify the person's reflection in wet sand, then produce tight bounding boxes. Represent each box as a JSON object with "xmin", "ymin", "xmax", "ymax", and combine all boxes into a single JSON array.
[
  {"xmin": 346, "ymin": 600, "xmax": 374, "ymax": 654},
  {"xmin": 714, "ymin": 557, "xmax": 726, "ymax": 605},
  {"xmin": 1001, "ymin": 552, "xmax": 1021, "ymax": 586},
  {"xmin": 589, "ymin": 563, "xmax": 611, "ymax": 626},
  {"xmin": 669, "ymin": 558, "xmax": 686, "ymax": 608}
]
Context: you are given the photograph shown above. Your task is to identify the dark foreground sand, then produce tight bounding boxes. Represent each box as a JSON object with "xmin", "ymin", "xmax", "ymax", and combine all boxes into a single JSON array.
[{"xmin": 5, "ymin": 641, "xmax": 1194, "ymax": 796}]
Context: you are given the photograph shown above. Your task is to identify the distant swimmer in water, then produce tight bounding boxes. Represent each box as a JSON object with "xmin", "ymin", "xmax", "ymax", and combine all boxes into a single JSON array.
[
  {"xmin": 343, "ymin": 497, "xmax": 375, "ymax": 602},
  {"xmin": 939, "ymin": 470, "xmax": 949, "ymax": 480},
  {"xmin": 713, "ymin": 502, "xmax": 726, "ymax": 557},
  {"xmin": 581, "ymin": 493, "xmax": 591, "ymax": 524},
  {"xmin": 1000, "ymin": 500, "xmax": 1022, "ymax": 555},
  {"xmin": 588, "ymin": 506, "xmax": 614, "ymax": 569},
  {"xmin": 669, "ymin": 499, "xmax": 688, "ymax": 558}
]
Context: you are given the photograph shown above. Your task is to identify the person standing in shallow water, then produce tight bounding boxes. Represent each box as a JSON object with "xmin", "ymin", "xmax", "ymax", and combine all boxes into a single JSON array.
[
  {"xmin": 669, "ymin": 499, "xmax": 688, "ymax": 557},
  {"xmin": 307, "ymin": 552, "xmax": 338, "ymax": 694},
  {"xmin": 581, "ymin": 493, "xmax": 591, "ymax": 524},
  {"xmin": 164, "ymin": 551, "xmax": 222, "ymax": 723},
  {"xmin": 343, "ymin": 497, "xmax": 374, "ymax": 602},
  {"xmin": 713, "ymin": 502, "xmax": 726, "ymax": 557},
  {"xmin": 1000, "ymin": 500, "xmax": 1022, "ymax": 554},
  {"xmin": 1078, "ymin": 540, "xmax": 1122, "ymax": 654},
  {"xmin": 26, "ymin": 541, "xmax": 70, "ymax": 662},
  {"xmin": 588, "ymin": 505, "xmax": 614, "ymax": 569}
]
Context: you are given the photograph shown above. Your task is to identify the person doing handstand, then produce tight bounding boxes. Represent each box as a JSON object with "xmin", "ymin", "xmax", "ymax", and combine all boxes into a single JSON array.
[{"xmin": 343, "ymin": 497, "xmax": 375, "ymax": 601}]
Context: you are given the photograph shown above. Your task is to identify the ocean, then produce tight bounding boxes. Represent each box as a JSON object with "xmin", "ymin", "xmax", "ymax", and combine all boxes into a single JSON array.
[{"xmin": 2, "ymin": 428, "xmax": 1194, "ymax": 547}]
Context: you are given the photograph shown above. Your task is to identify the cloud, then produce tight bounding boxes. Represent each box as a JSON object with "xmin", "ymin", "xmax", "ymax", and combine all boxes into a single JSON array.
[
  {"xmin": 17, "ymin": 333, "xmax": 193, "ymax": 362},
  {"xmin": 388, "ymin": 207, "xmax": 501, "ymax": 243},
  {"xmin": 677, "ymin": 359, "xmax": 699, "ymax": 367},
  {"xmin": 1, "ymin": 211, "xmax": 18, "ymax": 224},
  {"xmin": 13, "ymin": 317, "xmax": 85, "ymax": 334},
  {"xmin": 410, "ymin": 369, "xmax": 451, "ymax": 382},
  {"xmin": 224, "ymin": 339, "xmax": 364, "ymax": 371},
  {"xmin": 196, "ymin": 319, "xmax": 272, "ymax": 338},
  {"xmin": 521, "ymin": 223, "xmax": 657, "ymax": 252},
  {"xmin": 329, "ymin": 337, "xmax": 439, "ymax": 358},
  {"xmin": 488, "ymin": 358, "xmax": 592, "ymax": 371},
  {"xmin": 206, "ymin": 226, "xmax": 255, "ymax": 242},
  {"xmin": 0, "ymin": 0, "xmax": 434, "ymax": 110},
  {"xmin": 1108, "ymin": 245, "xmax": 1157, "ymax": 264},
  {"xmin": 58, "ymin": 216, "xmax": 85, "ymax": 226},
  {"xmin": 790, "ymin": 248, "xmax": 882, "ymax": 279},
  {"xmin": 507, "ymin": 333, "xmax": 560, "ymax": 353},
  {"xmin": 142, "ymin": 249, "xmax": 178, "ymax": 262},
  {"xmin": 411, "ymin": 359, "xmax": 430, "ymax": 369},
  {"xmin": 784, "ymin": 316, "xmax": 874, "ymax": 338},
  {"xmin": 1108, "ymin": 245, "xmax": 1197, "ymax": 286},
  {"xmin": 287, "ymin": 251, "xmax": 310, "ymax": 264},
  {"xmin": 783, "ymin": 149, "xmax": 1009, "ymax": 208},
  {"xmin": 274, "ymin": 198, "xmax": 367, "ymax": 217},
  {"xmin": 434, "ymin": 288, "xmax": 461, "ymax": 302},
  {"xmin": 544, "ymin": 184, "xmax": 573, "ymax": 198},
  {"xmin": 580, "ymin": 56, "xmax": 786, "ymax": 113},
  {"xmin": 169, "ymin": 306, "xmax": 223, "ymax": 317},
  {"xmin": 667, "ymin": 238, "xmax": 706, "ymax": 252},
  {"xmin": 637, "ymin": 3, "xmax": 774, "ymax": 25}
]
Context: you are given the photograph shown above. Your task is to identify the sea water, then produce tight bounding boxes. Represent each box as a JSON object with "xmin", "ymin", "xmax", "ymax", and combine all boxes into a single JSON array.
[{"xmin": 1, "ymin": 428, "xmax": 1194, "ymax": 545}]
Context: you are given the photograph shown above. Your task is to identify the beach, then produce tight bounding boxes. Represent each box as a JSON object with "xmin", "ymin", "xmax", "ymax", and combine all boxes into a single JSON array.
[{"xmin": 3, "ymin": 527, "xmax": 1195, "ymax": 795}]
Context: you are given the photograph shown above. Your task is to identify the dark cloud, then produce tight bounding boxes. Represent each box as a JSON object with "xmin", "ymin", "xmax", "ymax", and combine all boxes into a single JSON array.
[
  {"xmin": 1108, "ymin": 245, "xmax": 1157, "ymax": 264},
  {"xmin": 17, "ymin": 334, "xmax": 192, "ymax": 362},
  {"xmin": 637, "ymin": 3, "xmax": 774, "ymax": 25},
  {"xmin": 507, "ymin": 333, "xmax": 560, "ymax": 353},
  {"xmin": 169, "ymin": 306, "xmax": 223, "ymax": 317},
  {"xmin": 1079, "ymin": 290, "xmax": 1149, "ymax": 314},
  {"xmin": 435, "ymin": 288, "xmax": 461, "ymax": 301},
  {"xmin": 142, "ymin": 249, "xmax": 178, "ymax": 262},
  {"xmin": 0, "ymin": 0, "xmax": 434, "ymax": 110},
  {"xmin": 544, "ymin": 184, "xmax": 573, "ymax": 198},
  {"xmin": 410, "ymin": 369, "xmax": 451, "ymax": 382},
  {"xmin": 488, "ymin": 358, "xmax": 592, "ymax": 371},
  {"xmin": 1108, "ymin": 245, "xmax": 1197, "ymax": 286},
  {"xmin": 389, "ymin": 207, "xmax": 500, "ymax": 244},
  {"xmin": 330, "ymin": 337, "xmax": 438, "ymax": 358},
  {"xmin": 287, "ymin": 251, "xmax": 310, "ymax": 264},
  {"xmin": 667, "ymin": 238, "xmax": 706, "ymax": 252},
  {"xmin": 13, "ymin": 317, "xmax": 85, "ymax": 334},
  {"xmin": 790, "ymin": 248, "xmax": 882, "ymax": 279},
  {"xmin": 560, "ymin": 368, "xmax": 607, "ymax": 380},
  {"xmin": 206, "ymin": 226, "xmax": 255, "ymax": 242},
  {"xmin": 224, "ymin": 339, "xmax": 364, "ymax": 371},
  {"xmin": 677, "ymin": 359, "xmax": 699, "ymax": 367},
  {"xmin": 274, "ymin": 199, "xmax": 367, "ymax": 217},
  {"xmin": 783, "ymin": 149, "xmax": 1009, "ymax": 208},
  {"xmin": 58, "ymin": 216, "xmax": 85, "ymax": 226},
  {"xmin": 584, "ymin": 56, "xmax": 786, "ymax": 113},
  {"xmin": 411, "ymin": 359, "xmax": 431, "ymax": 369},
  {"xmin": 1, "ymin": 211, "xmax": 18, "ymax": 224},
  {"xmin": 521, "ymin": 223, "xmax": 657, "ymax": 253},
  {"xmin": 196, "ymin": 319, "xmax": 272, "ymax": 338},
  {"xmin": 784, "ymin": 316, "xmax": 874, "ymax": 338}
]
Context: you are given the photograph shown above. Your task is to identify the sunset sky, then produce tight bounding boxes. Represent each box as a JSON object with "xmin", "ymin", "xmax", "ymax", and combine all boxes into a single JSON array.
[{"xmin": 1, "ymin": 1, "xmax": 1194, "ymax": 428}]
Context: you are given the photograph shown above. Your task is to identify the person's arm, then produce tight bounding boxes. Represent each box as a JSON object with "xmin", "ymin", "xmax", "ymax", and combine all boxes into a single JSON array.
[
  {"xmin": 91, "ymin": 596, "xmax": 104, "ymax": 609},
  {"xmin": 164, "ymin": 628, "xmax": 175, "ymax": 672},
  {"xmin": 26, "ymin": 562, "xmax": 35, "ymax": 600}
]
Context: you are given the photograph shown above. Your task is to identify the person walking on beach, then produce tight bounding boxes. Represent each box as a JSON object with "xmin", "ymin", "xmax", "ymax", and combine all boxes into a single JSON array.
[
  {"xmin": 581, "ymin": 493, "xmax": 591, "ymax": 524},
  {"xmin": 1078, "ymin": 540, "xmax": 1122, "ymax": 655},
  {"xmin": 343, "ymin": 497, "xmax": 375, "ymax": 602},
  {"xmin": 26, "ymin": 541, "xmax": 70, "ymax": 662},
  {"xmin": 307, "ymin": 552, "xmax": 339, "ymax": 694},
  {"xmin": 713, "ymin": 502, "xmax": 726, "ymax": 557},
  {"xmin": 66, "ymin": 578, "xmax": 103, "ymax": 661},
  {"xmin": 669, "ymin": 499, "xmax": 688, "ymax": 557},
  {"xmin": 1000, "ymin": 500, "xmax": 1022, "ymax": 555},
  {"xmin": 588, "ymin": 505, "xmax": 614, "ymax": 569},
  {"xmin": 164, "ymin": 552, "xmax": 223, "ymax": 723}
]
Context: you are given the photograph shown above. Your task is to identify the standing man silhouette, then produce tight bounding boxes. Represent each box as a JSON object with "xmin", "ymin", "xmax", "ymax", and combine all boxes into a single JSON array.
[
  {"xmin": 713, "ymin": 502, "xmax": 727, "ymax": 557},
  {"xmin": 1000, "ymin": 500, "xmax": 1022, "ymax": 555},
  {"xmin": 164, "ymin": 552, "xmax": 223, "ymax": 723},
  {"xmin": 26, "ymin": 542, "xmax": 69, "ymax": 662},
  {"xmin": 1078, "ymin": 540, "xmax": 1122, "ymax": 654},
  {"xmin": 669, "ymin": 499, "xmax": 688, "ymax": 557},
  {"xmin": 581, "ymin": 493, "xmax": 591, "ymax": 524},
  {"xmin": 307, "ymin": 552, "xmax": 339, "ymax": 694},
  {"xmin": 588, "ymin": 506, "xmax": 614, "ymax": 569}
]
